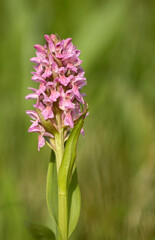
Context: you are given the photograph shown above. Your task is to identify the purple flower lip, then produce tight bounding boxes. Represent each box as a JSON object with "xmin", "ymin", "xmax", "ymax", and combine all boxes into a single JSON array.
[{"xmin": 26, "ymin": 34, "xmax": 88, "ymax": 150}]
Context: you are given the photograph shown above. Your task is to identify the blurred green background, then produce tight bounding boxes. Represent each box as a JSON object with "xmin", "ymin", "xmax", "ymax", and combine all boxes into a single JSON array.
[{"xmin": 0, "ymin": 0, "xmax": 155, "ymax": 239}]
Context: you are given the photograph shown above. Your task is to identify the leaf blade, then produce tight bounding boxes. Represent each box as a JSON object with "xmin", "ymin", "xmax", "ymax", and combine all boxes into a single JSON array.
[
  {"xmin": 25, "ymin": 222, "xmax": 55, "ymax": 240},
  {"xmin": 58, "ymin": 117, "xmax": 84, "ymax": 192},
  {"xmin": 68, "ymin": 167, "xmax": 81, "ymax": 238},
  {"xmin": 46, "ymin": 150, "xmax": 58, "ymax": 225}
]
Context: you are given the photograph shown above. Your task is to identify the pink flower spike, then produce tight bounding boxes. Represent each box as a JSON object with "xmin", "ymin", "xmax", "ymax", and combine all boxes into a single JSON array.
[{"xmin": 26, "ymin": 33, "xmax": 88, "ymax": 150}]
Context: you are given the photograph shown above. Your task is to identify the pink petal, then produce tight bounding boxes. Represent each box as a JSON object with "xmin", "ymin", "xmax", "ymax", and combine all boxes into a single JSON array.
[
  {"xmin": 52, "ymin": 62, "xmax": 59, "ymax": 72},
  {"xmin": 28, "ymin": 123, "xmax": 40, "ymax": 133},
  {"xmin": 36, "ymin": 102, "xmax": 45, "ymax": 112},
  {"xmin": 66, "ymin": 63, "xmax": 77, "ymax": 73},
  {"xmin": 35, "ymin": 64, "xmax": 43, "ymax": 74},
  {"xmin": 72, "ymin": 86, "xmax": 84, "ymax": 103},
  {"xmin": 80, "ymin": 128, "xmax": 85, "ymax": 136},
  {"xmin": 31, "ymin": 75, "xmax": 47, "ymax": 84},
  {"xmin": 36, "ymin": 51, "xmax": 46, "ymax": 59},
  {"xmin": 50, "ymin": 34, "xmax": 57, "ymax": 42},
  {"xmin": 41, "ymin": 59, "xmax": 49, "ymax": 65},
  {"xmin": 44, "ymin": 34, "xmax": 51, "ymax": 42},
  {"xmin": 75, "ymin": 49, "xmax": 81, "ymax": 57},
  {"xmin": 42, "ymin": 106, "xmax": 54, "ymax": 120},
  {"xmin": 42, "ymin": 67, "xmax": 52, "ymax": 78},
  {"xmin": 49, "ymin": 90, "xmax": 60, "ymax": 102},
  {"xmin": 38, "ymin": 83, "xmax": 46, "ymax": 93},
  {"xmin": 64, "ymin": 112, "xmax": 74, "ymax": 128},
  {"xmin": 30, "ymin": 57, "xmax": 40, "ymax": 64},
  {"xmin": 64, "ymin": 38, "xmax": 72, "ymax": 48},
  {"xmin": 78, "ymin": 66, "xmax": 85, "ymax": 74},
  {"xmin": 34, "ymin": 44, "xmax": 45, "ymax": 52},
  {"xmin": 66, "ymin": 42, "xmax": 74, "ymax": 52},
  {"xmin": 58, "ymin": 76, "xmax": 70, "ymax": 86},
  {"xmin": 25, "ymin": 93, "xmax": 38, "ymax": 100},
  {"xmin": 49, "ymin": 41, "xmax": 55, "ymax": 52},
  {"xmin": 26, "ymin": 110, "xmax": 38, "ymax": 120},
  {"xmin": 44, "ymin": 35, "xmax": 55, "ymax": 52},
  {"xmin": 62, "ymin": 53, "xmax": 75, "ymax": 62},
  {"xmin": 44, "ymin": 132, "xmax": 54, "ymax": 138},
  {"xmin": 55, "ymin": 41, "xmax": 63, "ymax": 52},
  {"xmin": 74, "ymin": 59, "xmax": 83, "ymax": 66},
  {"xmin": 46, "ymin": 81, "xmax": 54, "ymax": 87},
  {"xmin": 56, "ymin": 53, "xmax": 64, "ymax": 58},
  {"xmin": 72, "ymin": 104, "xmax": 81, "ymax": 119},
  {"xmin": 59, "ymin": 98, "xmax": 75, "ymax": 110},
  {"xmin": 48, "ymin": 53, "xmax": 54, "ymax": 65},
  {"xmin": 43, "ymin": 95, "xmax": 52, "ymax": 104},
  {"xmin": 38, "ymin": 135, "xmax": 45, "ymax": 151},
  {"xmin": 28, "ymin": 87, "xmax": 36, "ymax": 91},
  {"xmin": 58, "ymin": 67, "xmax": 67, "ymax": 75}
]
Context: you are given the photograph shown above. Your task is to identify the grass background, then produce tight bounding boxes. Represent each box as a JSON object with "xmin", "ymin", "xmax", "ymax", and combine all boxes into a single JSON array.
[{"xmin": 0, "ymin": 0, "xmax": 155, "ymax": 239}]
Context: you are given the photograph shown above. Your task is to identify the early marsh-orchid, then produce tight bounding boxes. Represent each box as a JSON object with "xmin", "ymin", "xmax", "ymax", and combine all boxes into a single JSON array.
[{"xmin": 26, "ymin": 34, "xmax": 88, "ymax": 240}]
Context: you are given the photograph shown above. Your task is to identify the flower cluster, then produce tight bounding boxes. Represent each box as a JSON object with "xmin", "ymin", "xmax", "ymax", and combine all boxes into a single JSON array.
[{"xmin": 26, "ymin": 34, "xmax": 87, "ymax": 150}]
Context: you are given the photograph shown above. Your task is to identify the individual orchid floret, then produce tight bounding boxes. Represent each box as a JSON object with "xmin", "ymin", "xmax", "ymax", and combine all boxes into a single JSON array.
[{"xmin": 26, "ymin": 34, "xmax": 88, "ymax": 150}]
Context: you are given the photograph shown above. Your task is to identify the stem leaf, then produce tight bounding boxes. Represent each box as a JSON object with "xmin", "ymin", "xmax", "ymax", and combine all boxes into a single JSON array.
[
  {"xmin": 25, "ymin": 222, "xmax": 55, "ymax": 240},
  {"xmin": 46, "ymin": 150, "xmax": 58, "ymax": 227},
  {"xmin": 58, "ymin": 116, "xmax": 84, "ymax": 192},
  {"xmin": 68, "ymin": 167, "xmax": 81, "ymax": 238}
]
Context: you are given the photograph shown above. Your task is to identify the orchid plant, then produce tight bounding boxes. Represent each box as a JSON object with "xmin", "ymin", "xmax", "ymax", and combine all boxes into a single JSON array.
[{"xmin": 25, "ymin": 34, "xmax": 88, "ymax": 240}]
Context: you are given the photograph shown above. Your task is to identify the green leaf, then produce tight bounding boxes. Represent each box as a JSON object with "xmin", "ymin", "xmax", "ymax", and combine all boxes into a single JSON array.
[
  {"xmin": 25, "ymin": 222, "xmax": 55, "ymax": 240},
  {"xmin": 68, "ymin": 167, "xmax": 81, "ymax": 238},
  {"xmin": 46, "ymin": 150, "xmax": 58, "ymax": 224},
  {"xmin": 58, "ymin": 116, "xmax": 84, "ymax": 192}
]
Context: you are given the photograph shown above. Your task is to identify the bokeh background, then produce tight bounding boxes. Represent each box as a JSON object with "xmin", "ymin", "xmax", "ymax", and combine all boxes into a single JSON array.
[{"xmin": 0, "ymin": 0, "xmax": 155, "ymax": 239}]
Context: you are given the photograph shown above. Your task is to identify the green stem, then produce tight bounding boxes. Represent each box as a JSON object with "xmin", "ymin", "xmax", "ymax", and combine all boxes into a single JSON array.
[
  {"xmin": 55, "ymin": 113, "xmax": 68, "ymax": 240},
  {"xmin": 55, "ymin": 128, "xmax": 64, "ymax": 172},
  {"xmin": 58, "ymin": 190, "xmax": 68, "ymax": 240}
]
